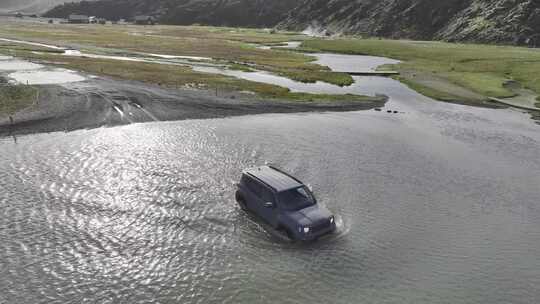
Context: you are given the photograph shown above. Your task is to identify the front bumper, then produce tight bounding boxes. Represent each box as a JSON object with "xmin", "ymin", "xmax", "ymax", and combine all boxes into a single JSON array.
[{"xmin": 298, "ymin": 223, "xmax": 336, "ymax": 241}]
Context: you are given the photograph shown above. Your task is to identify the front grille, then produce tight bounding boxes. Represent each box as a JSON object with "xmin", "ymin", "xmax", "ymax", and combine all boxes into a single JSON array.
[{"xmin": 311, "ymin": 220, "xmax": 331, "ymax": 234}]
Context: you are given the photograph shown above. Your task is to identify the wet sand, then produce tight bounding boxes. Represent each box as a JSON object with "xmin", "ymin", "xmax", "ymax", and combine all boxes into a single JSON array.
[{"xmin": 0, "ymin": 77, "xmax": 386, "ymax": 137}]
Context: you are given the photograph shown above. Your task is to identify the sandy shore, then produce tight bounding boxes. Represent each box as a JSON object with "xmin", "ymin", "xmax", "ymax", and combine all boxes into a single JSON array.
[{"xmin": 0, "ymin": 76, "xmax": 386, "ymax": 137}]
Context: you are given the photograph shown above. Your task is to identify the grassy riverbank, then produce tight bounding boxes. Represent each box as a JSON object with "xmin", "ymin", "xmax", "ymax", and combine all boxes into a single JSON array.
[
  {"xmin": 0, "ymin": 20, "xmax": 352, "ymax": 87},
  {"xmin": 0, "ymin": 83, "xmax": 37, "ymax": 115},
  {"xmin": 302, "ymin": 39, "xmax": 540, "ymax": 105}
]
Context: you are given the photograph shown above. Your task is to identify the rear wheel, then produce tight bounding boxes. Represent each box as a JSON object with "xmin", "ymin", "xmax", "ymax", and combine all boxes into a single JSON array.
[{"xmin": 235, "ymin": 191, "xmax": 247, "ymax": 210}]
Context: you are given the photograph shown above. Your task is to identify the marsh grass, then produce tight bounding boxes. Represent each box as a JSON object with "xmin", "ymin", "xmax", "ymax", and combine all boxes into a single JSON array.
[
  {"xmin": 0, "ymin": 21, "xmax": 355, "ymax": 86},
  {"xmin": 302, "ymin": 39, "xmax": 540, "ymax": 101},
  {"xmin": 0, "ymin": 22, "xmax": 313, "ymax": 71},
  {"xmin": 228, "ymin": 63, "xmax": 255, "ymax": 72},
  {"xmin": 6, "ymin": 49, "xmax": 374, "ymax": 103},
  {"xmin": 0, "ymin": 83, "xmax": 37, "ymax": 115}
]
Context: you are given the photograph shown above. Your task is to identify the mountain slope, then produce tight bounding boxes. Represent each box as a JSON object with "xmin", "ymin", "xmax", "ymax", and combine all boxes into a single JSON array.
[
  {"xmin": 0, "ymin": 0, "xmax": 85, "ymax": 14},
  {"xmin": 44, "ymin": 0, "xmax": 299, "ymax": 27},
  {"xmin": 42, "ymin": 0, "xmax": 540, "ymax": 46},
  {"xmin": 161, "ymin": 0, "xmax": 296, "ymax": 27},
  {"xmin": 280, "ymin": 0, "xmax": 540, "ymax": 45}
]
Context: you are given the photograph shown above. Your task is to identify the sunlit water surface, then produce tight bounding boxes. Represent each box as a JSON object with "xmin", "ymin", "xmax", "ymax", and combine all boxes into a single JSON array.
[{"xmin": 1, "ymin": 54, "xmax": 540, "ymax": 304}]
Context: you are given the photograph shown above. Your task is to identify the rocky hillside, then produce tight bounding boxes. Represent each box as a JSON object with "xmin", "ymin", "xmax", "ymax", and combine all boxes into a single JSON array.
[
  {"xmin": 42, "ymin": 0, "xmax": 540, "ymax": 46},
  {"xmin": 44, "ymin": 0, "xmax": 298, "ymax": 27},
  {"xmin": 0, "ymin": 0, "xmax": 85, "ymax": 14},
  {"xmin": 44, "ymin": 0, "xmax": 160, "ymax": 21},
  {"xmin": 280, "ymin": 0, "xmax": 540, "ymax": 46}
]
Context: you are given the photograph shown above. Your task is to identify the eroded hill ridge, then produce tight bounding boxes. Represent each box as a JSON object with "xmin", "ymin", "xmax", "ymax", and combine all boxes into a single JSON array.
[{"xmin": 40, "ymin": 0, "xmax": 540, "ymax": 46}]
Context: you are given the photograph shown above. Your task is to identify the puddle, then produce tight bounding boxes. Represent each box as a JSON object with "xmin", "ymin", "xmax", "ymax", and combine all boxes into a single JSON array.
[
  {"xmin": 274, "ymin": 41, "xmax": 303, "ymax": 49},
  {"xmin": 252, "ymin": 41, "xmax": 400, "ymax": 73},
  {"xmin": 0, "ymin": 60, "xmax": 43, "ymax": 71},
  {"xmin": 255, "ymin": 45, "xmax": 272, "ymax": 50},
  {"xmin": 62, "ymin": 49, "xmax": 216, "ymax": 68},
  {"xmin": 63, "ymin": 50, "xmax": 157, "ymax": 63},
  {"xmin": 255, "ymin": 41, "xmax": 302, "ymax": 50},
  {"xmin": 196, "ymin": 41, "xmax": 402, "ymax": 96},
  {"xmin": 192, "ymin": 49, "xmax": 402, "ymax": 96},
  {"xmin": 313, "ymin": 53, "xmax": 400, "ymax": 73},
  {"xmin": 1, "ymin": 36, "xmax": 213, "ymax": 66},
  {"xmin": 63, "ymin": 49, "xmax": 82, "ymax": 56},
  {"xmin": 0, "ymin": 52, "xmax": 86, "ymax": 85},
  {"xmin": 193, "ymin": 65, "xmax": 403, "ymax": 96},
  {"xmin": 9, "ymin": 69, "xmax": 86, "ymax": 85}
]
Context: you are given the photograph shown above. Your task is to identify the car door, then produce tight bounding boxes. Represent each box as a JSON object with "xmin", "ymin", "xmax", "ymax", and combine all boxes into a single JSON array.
[
  {"xmin": 242, "ymin": 177, "xmax": 261, "ymax": 211},
  {"xmin": 258, "ymin": 186, "xmax": 278, "ymax": 227}
]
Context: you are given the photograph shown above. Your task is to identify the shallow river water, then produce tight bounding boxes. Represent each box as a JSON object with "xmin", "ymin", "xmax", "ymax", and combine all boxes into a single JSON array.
[
  {"xmin": 193, "ymin": 53, "xmax": 401, "ymax": 96},
  {"xmin": 1, "ymin": 53, "xmax": 540, "ymax": 304}
]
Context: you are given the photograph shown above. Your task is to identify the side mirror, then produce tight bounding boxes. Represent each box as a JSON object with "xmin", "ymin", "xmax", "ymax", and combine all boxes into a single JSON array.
[
  {"xmin": 264, "ymin": 202, "xmax": 275, "ymax": 208},
  {"xmin": 307, "ymin": 184, "xmax": 313, "ymax": 191}
]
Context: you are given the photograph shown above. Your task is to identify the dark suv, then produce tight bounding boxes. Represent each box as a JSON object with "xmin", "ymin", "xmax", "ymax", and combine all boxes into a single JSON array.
[{"xmin": 236, "ymin": 166, "xmax": 336, "ymax": 241}]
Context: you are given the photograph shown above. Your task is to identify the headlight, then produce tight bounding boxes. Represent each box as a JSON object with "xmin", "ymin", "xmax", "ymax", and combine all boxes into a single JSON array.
[
  {"xmin": 329, "ymin": 217, "xmax": 334, "ymax": 224},
  {"xmin": 303, "ymin": 227, "xmax": 310, "ymax": 233}
]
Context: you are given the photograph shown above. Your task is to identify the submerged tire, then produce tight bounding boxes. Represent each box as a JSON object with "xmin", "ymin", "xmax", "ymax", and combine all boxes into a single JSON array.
[
  {"xmin": 285, "ymin": 229, "xmax": 295, "ymax": 241},
  {"xmin": 278, "ymin": 226, "xmax": 295, "ymax": 241},
  {"xmin": 235, "ymin": 191, "xmax": 247, "ymax": 210}
]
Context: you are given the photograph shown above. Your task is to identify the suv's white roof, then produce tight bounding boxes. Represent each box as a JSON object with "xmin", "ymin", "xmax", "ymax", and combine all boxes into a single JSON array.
[{"xmin": 244, "ymin": 166, "xmax": 303, "ymax": 192}]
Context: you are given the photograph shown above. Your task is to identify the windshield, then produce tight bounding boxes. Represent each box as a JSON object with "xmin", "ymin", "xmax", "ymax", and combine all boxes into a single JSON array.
[{"xmin": 278, "ymin": 186, "xmax": 316, "ymax": 211}]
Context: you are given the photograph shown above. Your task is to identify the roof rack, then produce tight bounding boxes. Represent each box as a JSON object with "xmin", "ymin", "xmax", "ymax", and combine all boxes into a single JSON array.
[
  {"xmin": 244, "ymin": 166, "xmax": 304, "ymax": 192},
  {"xmin": 267, "ymin": 165, "xmax": 304, "ymax": 185}
]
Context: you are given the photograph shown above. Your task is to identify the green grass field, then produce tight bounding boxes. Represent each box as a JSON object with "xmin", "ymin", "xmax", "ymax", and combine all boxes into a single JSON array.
[{"xmin": 301, "ymin": 39, "xmax": 540, "ymax": 103}]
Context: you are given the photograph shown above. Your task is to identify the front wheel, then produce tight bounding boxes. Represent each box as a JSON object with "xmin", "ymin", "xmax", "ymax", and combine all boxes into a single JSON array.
[
  {"xmin": 285, "ymin": 229, "xmax": 296, "ymax": 241},
  {"xmin": 278, "ymin": 226, "xmax": 296, "ymax": 241},
  {"xmin": 235, "ymin": 191, "xmax": 247, "ymax": 211}
]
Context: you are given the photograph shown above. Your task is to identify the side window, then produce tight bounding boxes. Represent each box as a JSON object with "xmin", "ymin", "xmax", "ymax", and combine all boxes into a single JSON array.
[
  {"xmin": 260, "ymin": 187, "xmax": 275, "ymax": 203},
  {"xmin": 243, "ymin": 176, "xmax": 261, "ymax": 196},
  {"xmin": 241, "ymin": 175, "xmax": 250, "ymax": 188}
]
